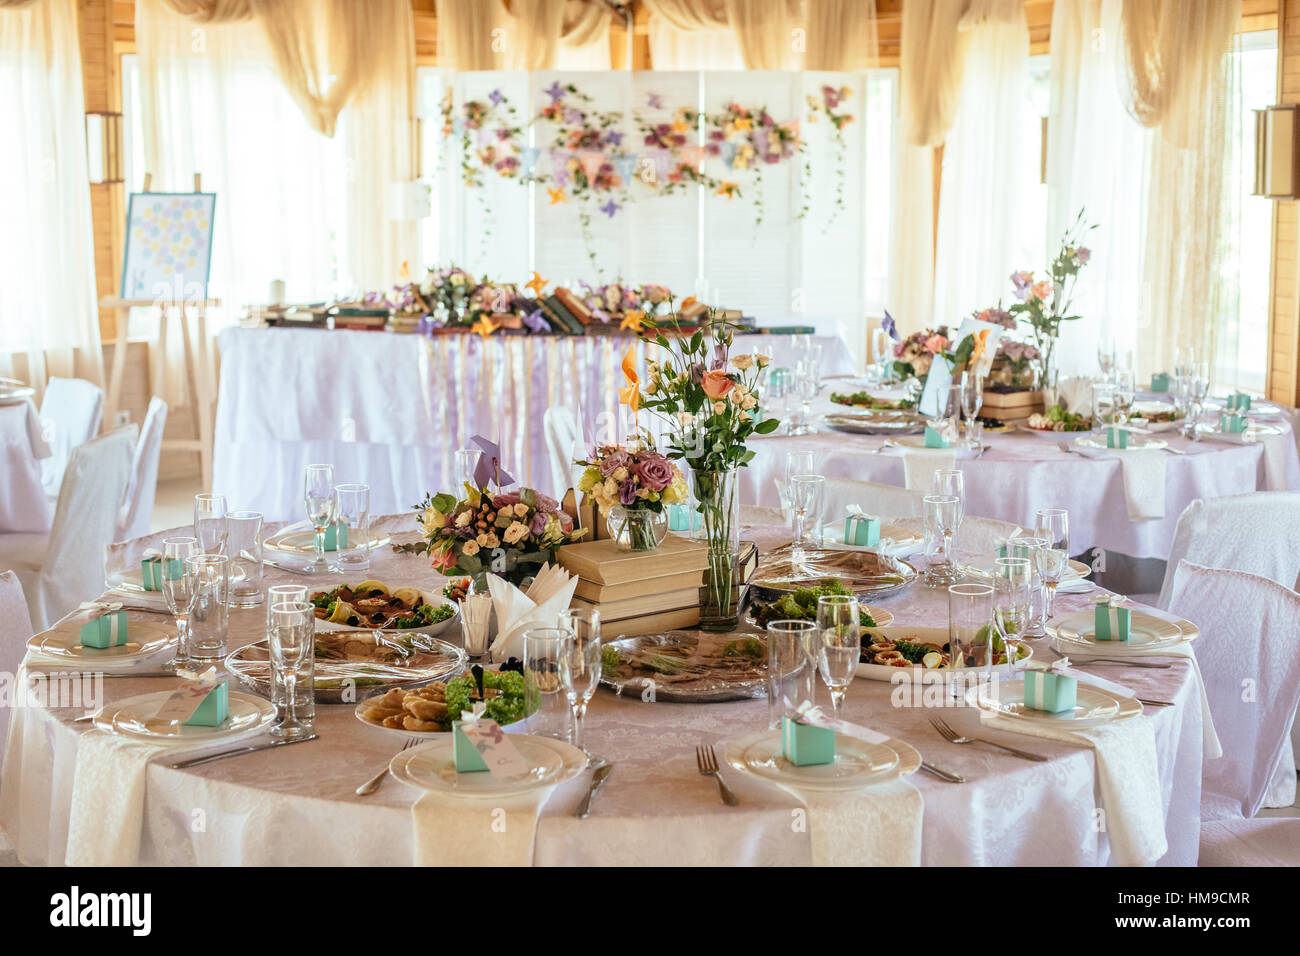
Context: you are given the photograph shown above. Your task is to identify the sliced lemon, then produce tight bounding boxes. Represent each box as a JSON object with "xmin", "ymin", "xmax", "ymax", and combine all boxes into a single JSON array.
[
  {"xmin": 391, "ymin": 586, "xmax": 422, "ymax": 606},
  {"xmin": 922, "ymin": 651, "xmax": 944, "ymax": 669},
  {"xmin": 327, "ymin": 601, "xmax": 356, "ymax": 623},
  {"xmin": 352, "ymin": 579, "xmax": 388, "ymax": 594}
]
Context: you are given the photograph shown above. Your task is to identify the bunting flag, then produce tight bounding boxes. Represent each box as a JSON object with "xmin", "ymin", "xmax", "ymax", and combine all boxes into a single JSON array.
[
  {"xmin": 721, "ymin": 141, "xmax": 738, "ymax": 167},
  {"xmin": 578, "ymin": 151, "xmax": 605, "ymax": 183},
  {"xmin": 613, "ymin": 155, "xmax": 637, "ymax": 184},
  {"xmin": 680, "ymin": 146, "xmax": 706, "ymax": 171},
  {"xmin": 521, "ymin": 146, "xmax": 540, "ymax": 176}
]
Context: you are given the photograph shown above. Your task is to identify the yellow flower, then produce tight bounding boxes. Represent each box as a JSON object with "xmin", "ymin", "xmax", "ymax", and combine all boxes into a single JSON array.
[
  {"xmin": 484, "ymin": 532, "xmax": 500, "ymax": 549},
  {"xmin": 513, "ymin": 502, "xmax": 529, "ymax": 517},
  {"xmin": 462, "ymin": 539, "xmax": 480, "ymax": 556},
  {"xmin": 476, "ymin": 533, "xmax": 489, "ymax": 547},
  {"xmin": 755, "ymin": 353, "xmax": 771, "ymax": 368},
  {"xmin": 503, "ymin": 521, "xmax": 529, "ymax": 545},
  {"xmin": 713, "ymin": 401, "xmax": 727, "ymax": 414},
  {"xmin": 455, "ymin": 510, "xmax": 473, "ymax": 527},
  {"xmin": 731, "ymin": 354, "xmax": 754, "ymax": 371}
]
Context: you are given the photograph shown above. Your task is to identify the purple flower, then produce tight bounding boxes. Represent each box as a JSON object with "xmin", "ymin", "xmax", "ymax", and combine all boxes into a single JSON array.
[
  {"xmin": 605, "ymin": 131, "xmax": 623, "ymax": 147},
  {"xmin": 633, "ymin": 456, "xmax": 674, "ymax": 492},
  {"xmin": 618, "ymin": 480, "xmax": 639, "ymax": 505},
  {"xmin": 598, "ymin": 450, "xmax": 631, "ymax": 478},
  {"xmin": 647, "ymin": 93, "xmax": 663, "ymax": 109},
  {"xmin": 1010, "ymin": 271, "xmax": 1034, "ymax": 301},
  {"xmin": 563, "ymin": 108, "xmax": 582, "ymax": 125},
  {"xmin": 545, "ymin": 81, "xmax": 565, "ymax": 103},
  {"xmin": 711, "ymin": 342, "xmax": 728, "ymax": 371},
  {"xmin": 488, "ymin": 89, "xmax": 504, "ymax": 106},
  {"xmin": 882, "ymin": 310, "xmax": 899, "ymax": 341},
  {"xmin": 529, "ymin": 512, "xmax": 548, "ymax": 536},
  {"xmin": 1076, "ymin": 247, "xmax": 1091, "ymax": 264}
]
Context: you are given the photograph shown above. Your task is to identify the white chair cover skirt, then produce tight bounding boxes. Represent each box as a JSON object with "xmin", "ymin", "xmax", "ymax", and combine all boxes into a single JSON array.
[{"xmin": 37, "ymin": 377, "xmax": 103, "ymax": 497}]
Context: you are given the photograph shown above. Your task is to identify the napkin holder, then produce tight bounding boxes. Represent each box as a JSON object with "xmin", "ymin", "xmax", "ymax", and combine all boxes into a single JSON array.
[
  {"xmin": 924, "ymin": 425, "xmax": 949, "ymax": 449},
  {"xmin": 452, "ymin": 720, "xmax": 490, "ymax": 773},
  {"xmin": 844, "ymin": 508, "xmax": 881, "ymax": 547},
  {"xmin": 184, "ymin": 681, "xmax": 229, "ymax": 727},
  {"xmin": 1226, "ymin": 392, "xmax": 1252, "ymax": 412},
  {"xmin": 79, "ymin": 604, "xmax": 128, "ymax": 649},
  {"xmin": 1150, "ymin": 373, "xmax": 1171, "ymax": 393},
  {"xmin": 322, "ymin": 522, "xmax": 349, "ymax": 551},
  {"xmin": 1022, "ymin": 662, "xmax": 1077, "ymax": 713},
  {"xmin": 668, "ymin": 503, "xmax": 702, "ymax": 533},
  {"xmin": 1105, "ymin": 425, "xmax": 1129, "ymax": 449},
  {"xmin": 781, "ymin": 715, "xmax": 836, "ymax": 766},
  {"xmin": 1220, "ymin": 413, "xmax": 1248, "ymax": 434},
  {"xmin": 1093, "ymin": 595, "xmax": 1131, "ymax": 641}
]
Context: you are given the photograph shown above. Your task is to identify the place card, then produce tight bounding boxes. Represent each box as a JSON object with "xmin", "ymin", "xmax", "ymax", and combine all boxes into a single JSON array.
[
  {"xmin": 453, "ymin": 703, "xmax": 530, "ymax": 778},
  {"xmin": 78, "ymin": 602, "xmax": 128, "ymax": 649},
  {"xmin": 152, "ymin": 666, "xmax": 230, "ymax": 727}
]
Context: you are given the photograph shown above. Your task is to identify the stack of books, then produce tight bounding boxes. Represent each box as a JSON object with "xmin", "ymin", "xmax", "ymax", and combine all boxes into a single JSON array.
[{"xmin": 555, "ymin": 534, "xmax": 759, "ymax": 638}]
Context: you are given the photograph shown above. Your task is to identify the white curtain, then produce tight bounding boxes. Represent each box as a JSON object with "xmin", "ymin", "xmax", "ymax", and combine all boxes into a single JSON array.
[
  {"xmin": 0, "ymin": 0, "xmax": 104, "ymax": 395},
  {"xmin": 931, "ymin": 0, "xmax": 1030, "ymax": 326},
  {"xmin": 648, "ymin": 15, "xmax": 745, "ymax": 70},
  {"xmin": 1046, "ymin": 0, "xmax": 1146, "ymax": 376}
]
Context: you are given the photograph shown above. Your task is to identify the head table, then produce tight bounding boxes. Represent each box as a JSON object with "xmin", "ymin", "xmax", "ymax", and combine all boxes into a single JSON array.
[
  {"xmin": 212, "ymin": 327, "xmax": 855, "ymax": 522},
  {"xmin": 0, "ymin": 513, "xmax": 1207, "ymax": 867},
  {"xmin": 744, "ymin": 396, "xmax": 1300, "ymax": 558}
]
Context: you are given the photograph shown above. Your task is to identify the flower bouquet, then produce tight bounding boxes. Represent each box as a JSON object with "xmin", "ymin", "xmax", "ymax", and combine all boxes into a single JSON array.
[
  {"xmin": 1007, "ymin": 209, "xmax": 1095, "ymax": 385},
  {"xmin": 414, "ymin": 486, "xmax": 586, "ymax": 590},
  {"xmin": 575, "ymin": 438, "xmax": 688, "ymax": 551}
]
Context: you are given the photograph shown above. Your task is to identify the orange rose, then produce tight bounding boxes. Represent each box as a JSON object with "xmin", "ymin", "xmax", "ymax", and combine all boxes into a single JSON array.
[{"xmin": 702, "ymin": 369, "xmax": 734, "ymax": 400}]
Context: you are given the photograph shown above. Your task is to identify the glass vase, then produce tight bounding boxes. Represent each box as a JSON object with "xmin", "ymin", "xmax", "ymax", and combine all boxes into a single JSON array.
[
  {"xmin": 692, "ymin": 467, "xmax": 741, "ymax": 631},
  {"xmin": 608, "ymin": 505, "xmax": 668, "ymax": 552}
]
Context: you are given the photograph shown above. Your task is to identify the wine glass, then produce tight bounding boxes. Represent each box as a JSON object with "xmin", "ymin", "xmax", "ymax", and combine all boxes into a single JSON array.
[
  {"xmin": 193, "ymin": 493, "xmax": 228, "ymax": 555},
  {"xmin": 1034, "ymin": 508, "xmax": 1069, "ymax": 555},
  {"xmin": 781, "ymin": 450, "xmax": 815, "ymax": 512},
  {"xmin": 557, "ymin": 609, "xmax": 601, "ymax": 752},
  {"xmin": 922, "ymin": 494, "xmax": 962, "ymax": 587},
  {"xmin": 815, "ymin": 594, "xmax": 860, "ymax": 719},
  {"xmin": 267, "ymin": 584, "xmax": 309, "ymax": 629},
  {"xmin": 948, "ymin": 582, "xmax": 994, "ymax": 695},
  {"xmin": 268, "ymin": 601, "xmax": 315, "ymax": 740},
  {"xmin": 1097, "ymin": 337, "xmax": 1116, "ymax": 381},
  {"xmin": 1034, "ymin": 546, "xmax": 1069, "ymax": 621},
  {"xmin": 961, "ymin": 371, "xmax": 983, "ymax": 443},
  {"xmin": 790, "ymin": 474, "xmax": 826, "ymax": 553},
  {"xmin": 1112, "ymin": 369, "xmax": 1136, "ymax": 425},
  {"xmin": 160, "ymin": 535, "xmax": 199, "ymax": 671},
  {"xmin": 455, "ymin": 448, "xmax": 483, "ymax": 489},
  {"xmin": 931, "ymin": 468, "xmax": 965, "ymax": 524},
  {"xmin": 1091, "ymin": 382, "xmax": 1116, "ymax": 429},
  {"xmin": 304, "ymin": 463, "xmax": 336, "ymax": 573},
  {"xmin": 993, "ymin": 556, "xmax": 1031, "ymax": 675}
]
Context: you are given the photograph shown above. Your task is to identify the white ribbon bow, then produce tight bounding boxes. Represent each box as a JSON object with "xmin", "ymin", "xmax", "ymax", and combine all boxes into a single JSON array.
[
  {"xmin": 78, "ymin": 600, "xmax": 122, "ymax": 616},
  {"xmin": 175, "ymin": 664, "xmax": 220, "ymax": 688},
  {"xmin": 459, "ymin": 700, "xmax": 488, "ymax": 727}
]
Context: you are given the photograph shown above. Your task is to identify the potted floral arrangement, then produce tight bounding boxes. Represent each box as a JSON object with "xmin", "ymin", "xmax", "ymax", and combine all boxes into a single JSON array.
[
  {"xmin": 411, "ymin": 486, "xmax": 586, "ymax": 590},
  {"xmin": 638, "ymin": 306, "xmax": 780, "ymax": 629},
  {"xmin": 575, "ymin": 437, "xmax": 688, "ymax": 551}
]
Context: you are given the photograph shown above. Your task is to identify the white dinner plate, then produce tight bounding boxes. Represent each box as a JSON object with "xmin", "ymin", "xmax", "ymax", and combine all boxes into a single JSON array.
[
  {"xmin": 1047, "ymin": 610, "xmax": 1188, "ymax": 649},
  {"xmin": 93, "ymin": 689, "xmax": 277, "ymax": 745},
  {"xmin": 1018, "ymin": 424, "xmax": 1092, "ymax": 440},
  {"xmin": 1208, "ymin": 397, "xmax": 1283, "ymax": 418},
  {"xmin": 887, "ymin": 436, "xmax": 980, "ymax": 458},
  {"xmin": 105, "ymin": 567, "xmax": 150, "ymax": 594},
  {"xmin": 390, "ymin": 734, "xmax": 587, "ymax": 799},
  {"xmin": 966, "ymin": 558, "xmax": 1090, "ymax": 583},
  {"xmin": 817, "ymin": 523, "xmax": 923, "ymax": 557},
  {"xmin": 0, "ymin": 386, "xmax": 35, "ymax": 406},
  {"xmin": 264, "ymin": 523, "xmax": 390, "ymax": 555},
  {"xmin": 854, "ymin": 625, "xmax": 1032, "ymax": 682},
  {"xmin": 966, "ymin": 678, "xmax": 1143, "ymax": 728},
  {"xmin": 1193, "ymin": 421, "xmax": 1286, "ymax": 442},
  {"xmin": 724, "ymin": 729, "xmax": 920, "ymax": 793},
  {"xmin": 31, "ymin": 620, "xmax": 175, "ymax": 662},
  {"xmin": 1074, "ymin": 433, "xmax": 1168, "ymax": 452}
]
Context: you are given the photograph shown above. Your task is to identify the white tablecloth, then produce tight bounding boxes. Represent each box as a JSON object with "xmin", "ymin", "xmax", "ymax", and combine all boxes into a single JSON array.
[
  {"xmin": 744, "ymin": 400, "xmax": 1300, "ymax": 558},
  {"xmin": 213, "ymin": 328, "xmax": 854, "ymax": 521},
  {"xmin": 0, "ymin": 401, "xmax": 52, "ymax": 533},
  {"xmin": 0, "ymin": 518, "xmax": 1206, "ymax": 866}
]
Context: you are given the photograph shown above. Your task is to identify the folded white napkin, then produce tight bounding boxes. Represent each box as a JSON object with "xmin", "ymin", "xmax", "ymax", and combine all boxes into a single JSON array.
[
  {"xmin": 1057, "ymin": 376, "xmax": 1096, "ymax": 417},
  {"xmin": 487, "ymin": 564, "xmax": 578, "ymax": 663},
  {"xmin": 981, "ymin": 710, "xmax": 1166, "ymax": 866},
  {"xmin": 1261, "ymin": 434, "xmax": 1290, "ymax": 492},
  {"xmin": 66, "ymin": 731, "xmax": 157, "ymax": 866},
  {"xmin": 899, "ymin": 448, "xmax": 957, "ymax": 491},
  {"xmin": 796, "ymin": 772, "xmax": 923, "ymax": 866},
  {"xmin": 411, "ymin": 787, "xmax": 558, "ymax": 866},
  {"xmin": 1071, "ymin": 443, "xmax": 1166, "ymax": 521}
]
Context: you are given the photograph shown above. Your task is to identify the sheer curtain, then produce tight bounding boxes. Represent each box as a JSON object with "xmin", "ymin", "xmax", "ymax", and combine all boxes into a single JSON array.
[
  {"xmin": 931, "ymin": 0, "xmax": 1030, "ymax": 326},
  {"xmin": 648, "ymin": 16, "xmax": 745, "ymax": 70},
  {"xmin": 1047, "ymin": 0, "xmax": 1146, "ymax": 375},
  {"xmin": 0, "ymin": 0, "xmax": 104, "ymax": 395}
]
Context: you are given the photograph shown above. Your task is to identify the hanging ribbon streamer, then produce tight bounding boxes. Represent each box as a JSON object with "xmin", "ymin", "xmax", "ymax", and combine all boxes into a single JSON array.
[{"xmin": 613, "ymin": 154, "xmax": 637, "ymax": 184}]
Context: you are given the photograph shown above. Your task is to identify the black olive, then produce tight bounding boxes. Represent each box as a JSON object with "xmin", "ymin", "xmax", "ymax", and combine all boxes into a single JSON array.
[
  {"xmin": 347, "ymin": 616, "xmax": 360, "ymax": 627},
  {"xmin": 369, "ymin": 612, "xmax": 386, "ymax": 624}
]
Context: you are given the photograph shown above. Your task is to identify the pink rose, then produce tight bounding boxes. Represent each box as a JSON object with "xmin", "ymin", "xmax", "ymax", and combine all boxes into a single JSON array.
[
  {"xmin": 633, "ymin": 456, "xmax": 674, "ymax": 492},
  {"xmin": 924, "ymin": 334, "xmax": 948, "ymax": 354},
  {"xmin": 702, "ymin": 369, "xmax": 734, "ymax": 400},
  {"xmin": 1030, "ymin": 280, "xmax": 1053, "ymax": 302}
]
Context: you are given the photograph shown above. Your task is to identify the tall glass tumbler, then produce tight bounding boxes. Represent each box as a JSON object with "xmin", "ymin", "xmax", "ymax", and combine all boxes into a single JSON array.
[
  {"xmin": 766, "ymin": 619, "xmax": 818, "ymax": 729},
  {"xmin": 193, "ymin": 493, "xmax": 228, "ymax": 555},
  {"xmin": 949, "ymin": 582, "xmax": 995, "ymax": 696},
  {"xmin": 523, "ymin": 628, "xmax": 572, "ymax": 741},
  {"xmin": 268, "ymin": 601, "xmax": 315, "ymax": 740},
  {"xmin": 334, "ymin": 483, "xmax": 371, "ymax": 575},
  {"xmin": 227, "ymin": 510, "xmax": 264, "ymax": 608},
  {"xmin": 185, "ymin": 553, "xmax": 229, "ymax": 661},
  {"xmin": 923, "ymin": 494, "xmax": 962, "ymax": 587}
]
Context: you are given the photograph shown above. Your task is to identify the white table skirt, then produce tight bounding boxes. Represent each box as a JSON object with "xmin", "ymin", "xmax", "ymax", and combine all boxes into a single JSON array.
[
  {"xmin": 212, "ymin": 328, "xmax": 855, "ymax": 522},
  {"xmin": 742, "ymin": 403, "xmax": 1300, "ymax": 558},
  {"xmin": 0, "ymin": 518, "xmax": 1205, "ymax": 867},
  {"xmin": 0, "ymin": 401, "xmax": 52, "ymax": 533}
]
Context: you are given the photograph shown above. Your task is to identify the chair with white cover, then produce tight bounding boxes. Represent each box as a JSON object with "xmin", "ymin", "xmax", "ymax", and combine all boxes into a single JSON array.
[
  {"xmin": 0, "ymin": 571, "xmax": 34, "ymax": 771},
  {"xmin": 543, "ymin": 406, "xmax": 584, "ymax": 496},
  {"xmin": 1166, "ymin": 561, "xmax": 1300, "ymax": 851},
  {"xmin": 115, "ymin": 397, "xmax": 168, "ymax": 541},
  {"xmin": 793, "ymin": 477, "xmax": 925, "ymax": 527},
  {"xmin": 37, "ymin": 377, "xmax": 104, "ymax": 497},
  {"xmin": 0, "ymin": 426, "xmax": 135, "ymax": 630}
]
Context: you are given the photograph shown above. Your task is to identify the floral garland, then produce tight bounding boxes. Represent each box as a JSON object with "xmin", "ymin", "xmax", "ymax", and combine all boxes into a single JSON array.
[
  {"xmin": 442, "ymin": 88, "xmax": 527, "ymax": 253},
  {"xmin": 634, "ymin": 105, "xmax": 726, "ymax": 198},
  {"xmin": 704, "ymin": 101, "xmax": 800, "ymax": 228},
  {"xmin": 804, "ymin": 84, "xmax": 854, "ymax": 227}
]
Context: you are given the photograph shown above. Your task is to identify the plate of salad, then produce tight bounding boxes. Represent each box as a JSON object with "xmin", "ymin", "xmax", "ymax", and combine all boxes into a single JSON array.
[
  {"xmin": 310, "ymin": 579, "xmax": 459, "ymax": 638},
  {"xmin": 748, "ymin": 578, "xmax": 893, "ymax": 631},
  {"xmin": 856, "ymin": 625, "xmax": 1032, "ymax": 682},
  {"xmin": 828, "ymin": 390, "xmax": 918, "ymax": 411},
  {"xmin": 1021, "ymin": 405, "xmax": 1091, "ymax": 435}
]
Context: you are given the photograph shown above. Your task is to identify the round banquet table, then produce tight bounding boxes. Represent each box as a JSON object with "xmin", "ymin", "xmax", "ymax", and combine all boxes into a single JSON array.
[
  {"xmin": 742, "ymin": 397, "xmax": 1300, "ymax": 559},
  {"xmin": 1, "ymin": 515, "xmax": 1207, "ymax": 867},
  {"xmin": 0, "ymin": 400, "xmax": 52, "ymax": 533},
  {"xmin": 212, "ymin": 327, "xmax": 855, "ymax": 523}
]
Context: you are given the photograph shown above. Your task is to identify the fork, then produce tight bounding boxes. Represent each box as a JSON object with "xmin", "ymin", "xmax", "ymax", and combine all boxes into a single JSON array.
[
  {"xmin": 696, "ymin": 744, "xmax": 739, "ymax": 806},
  {"xmin": 929, "ymin": 715, "xmax": 1047, "ymax": 762},
  {"xmin": 1073, "ymin": 658, "xmax": 1173, "ymax": 669},
  {"xmin": 356, "ymin": 738, "xmax": 417, "ymax": 796}
]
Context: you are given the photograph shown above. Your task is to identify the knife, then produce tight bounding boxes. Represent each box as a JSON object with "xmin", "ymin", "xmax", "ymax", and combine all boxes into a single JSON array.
[
  {"xmin": 574, "ymin": 763, "xmax": 613, "ymax": 818},
  {"xmin": 919, "ymin": 761, "xmax": 965, "ymax": 783},
  {"xmin": 167, "ymin": 732, "xmax": 318, "ymax": 768}
]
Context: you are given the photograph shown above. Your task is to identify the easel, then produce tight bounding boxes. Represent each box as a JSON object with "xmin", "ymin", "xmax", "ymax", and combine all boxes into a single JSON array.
[{"xmin": 102, "ymin": 172, "xmax": 219, "ymax": 489}]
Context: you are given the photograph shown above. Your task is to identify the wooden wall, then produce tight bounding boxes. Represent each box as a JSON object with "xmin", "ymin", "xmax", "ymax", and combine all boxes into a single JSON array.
[{"xmin": 1270, "ymin": 0, "xmax": 1300, "ymax": 405}]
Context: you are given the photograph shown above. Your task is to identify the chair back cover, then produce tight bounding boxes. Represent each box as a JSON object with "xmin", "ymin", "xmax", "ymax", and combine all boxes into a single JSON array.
[
  {"xmin": 543, "ymin": 406, "xmax": 584, "ymax": 498},
  {"xmin": 792, "ymin": 477, "xmax": 926, "ymax": 528},
  {"xmin": 0, "ymin": 570, "xmax": 35, "ymax": 767},
  {"xmin": 38, "ymin": 377, "xmax": 104, "ymax": 496},
  {"xmin": 1157, "ymin": 493, "xmax": 1300, "ymax": 609},
  {"xmin": 1168, "ymin": 560, "xmax": 1300, "ymax": 819},
  {"xmin": 116, "ymin": 397, "xmax": 168, "ymax": 541},
  {"xmin": 35, "ymin": 425, "xmax": 135, "ymax": 628}
]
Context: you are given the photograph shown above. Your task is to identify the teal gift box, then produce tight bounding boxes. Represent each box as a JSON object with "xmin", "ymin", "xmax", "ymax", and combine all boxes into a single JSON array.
[
  {"xmin": 781, "ymin": 716, "xmax": 836, "ymax": 767},
  {"xmin": 1023, "ymin": 667, "xmax": 1077, "ymax": 713},
  {"xmin": 667, "ymin": 503, "xmax": 702, "ymax": 532},
  {"xmin": 1151, "ymin": 373, "xmax": 1171, "ymax": 393},
  {"xmin": 140, "ymin": 554, "xmax": 184, "ymax": 590},
  {"xmin": 1093, "ymin": 597, "xmax": 1132, "ymax": 641},
  {"xmin": 79, "ymin": 609, "xmax": 128, "ymax": 649},
  {"xmin": 924, "ymin": 425, "xmax": 949, "ymax": 449},
  {"xmin": 452, "ymin": 721, "xmax": 489, "ymax": 773},
  {"xmin": 844, "ymin": 511, "xmax": 881, "ymax": 547},
  {"xmin": 183, "ymin": 681, "xmax": 229, "ymax": 727},
  {"xmin": 322, "ymin": 522, "xmax": 349, "ymax": 551},
  {"xmin": 1226, "ymin": 392, "xmax": 1252, "ymax": 412},
  {"xmin": 1105, "ymin": 426, "xmax": 1129, "ymax": 449},
  {"xmin": 1220, "ymin": 413, "xmax": 1247, "ymax": 434}
]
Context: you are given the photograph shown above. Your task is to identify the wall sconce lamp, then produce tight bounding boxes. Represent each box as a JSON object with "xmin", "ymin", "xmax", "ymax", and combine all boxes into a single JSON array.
[
  {"xmin": 1253, "ymin": 105, "xmax": 1299, "ymax": 200},
  {"xmin": 85, "ymin": 111, "xmax": 124, "ymax": 184}
]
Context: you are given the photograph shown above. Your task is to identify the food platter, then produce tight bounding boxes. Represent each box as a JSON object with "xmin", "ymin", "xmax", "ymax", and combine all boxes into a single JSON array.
[
  {"xmin": 599, "ymin": 632, "xmax": 769, "ymax": 702},
  {"xmin": 225, "ymin": 631, "xmax": 466, "ymax": 704},
  {"xmin": 354, "ymin": 668, "xmax": 526, "ymax": 738},
  {"xmin": 821, "ymin": 410, "xmax": 927, "ymax": 435},
  {"xmin": 750, "ymin": 547, "xmax": 917, "ymax": 598},
  {"xmin": 854, "ymin": 625, "xmax": 1032, "ymax": 682},
  {"xmin": 311, "ymin": 580, "xmax": 460, "ymax": 637}
]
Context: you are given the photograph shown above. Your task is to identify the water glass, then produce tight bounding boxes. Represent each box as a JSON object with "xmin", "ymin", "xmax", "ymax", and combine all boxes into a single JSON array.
[
  {"xmin": 304, "ymin": 463, "xmax": 336, "ymax": 573},
  {"xmin": 268, "ymin": 601, "xmax": 315, "ymax": 740},
  {"xmin": 816, "ymin": 594, "xmax": 860, "ymax": 719},
  {"xmin": 766, "ymin": 620, "xmax": 818, "ymax": 729},
  {"xmin": 780, "ymin": 450, "xmax": 815, "ymax": 512},
  {"xmin": 1091, "ymin": 382, "xmax": 1116, "ymax": 428},
  {"xmin": 993, "ymin": 557, "xmax": 1031, "ymax": 674},
  {"xmin": 455, "ymin": 448, "xmax": 483, "ymax": 488},
  {"xmin": 931, "ymin": 468, "xmax": 965, "ymax": 523},
  {"xmin": 790, "ymin": 474, "xmax": 826, "ymax": 552},
  {"xmin": 948, "ymin": 582, "xmax": 994, "ymax": 694},
  {"xmin": 161, "ymin": 535, "xmax": 199, "ymax": 670},
  {"xmin": 185, "ymin": 553, "xmax": 230, "ymax": 661},
  {"xmin": 193, "ymin": 493, "xmax": 228, "ymax": 555},
  {"xmin": 922, "ymin": 494, "xmax": 962, "ymax": 587},
  {"xmin": 556, "ymin": 609, "xmax": 601, "ymax": 752},
  {"xmin": 334, "ymin": 483, "xmax": 371, "ymax": 575},
  {"xmin": 1113, "ymin": 369, "xmax": 1136, "ymax": 424},
  {"xmin": 227, "ymin": 510, "xmax": 264, "ymax": 608},
  {"xmin": 267, "ymin": 584, "xmax": 309, "ymax": 628},
  {"xmin": 1006, "ymin": 536, "xmax": 1047, "ymax": 637},
  {"xmin": 523, "ymin": 628, "xmax": 572, "ymax": 741}
]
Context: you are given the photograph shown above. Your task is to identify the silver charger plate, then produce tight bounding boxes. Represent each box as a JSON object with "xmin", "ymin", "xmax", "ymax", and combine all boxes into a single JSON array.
[
  {"xmin": 750, "ymin": 547, "xmax": 918, "ymax": 599},
  {"xmin": 600, "ymin": 632, "xmax": 769, "ymax": 703},
  {"xmin": 822, "ymin": 411, "xmax": 927, "ymax": 435}
]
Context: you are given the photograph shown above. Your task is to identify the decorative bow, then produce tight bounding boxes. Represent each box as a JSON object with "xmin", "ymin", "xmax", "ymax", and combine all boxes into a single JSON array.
[
  {"xmin": 176, "ymin": 664, "xmax": 221, "ymax": 687},
  {"xmin": 79, "ymin": 600, "xmax": 123, "ymax": 617},
  {"xmin": 1048, "ymin": 657, "xmax": 1072, "ymax": 674},
  {"xmin": 459, "ymin": 700, "xmax": 488, "ymax": 727},
  {"xmin": 618, "ymin": 345, "xmax": 640, "ymax": 413}
]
